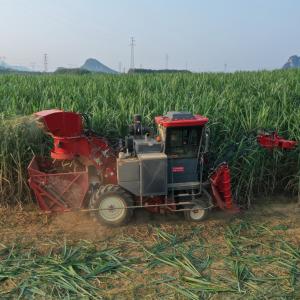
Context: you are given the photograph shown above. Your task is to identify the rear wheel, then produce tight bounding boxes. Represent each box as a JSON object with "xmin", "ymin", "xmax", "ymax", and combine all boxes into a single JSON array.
[
  {"xmin": 89, "ymin": 184, "xmax": 133, "ymax": 226},
  {"xmin": 184, "ymin": 199, "xmax": 209, "ymax": 222}
]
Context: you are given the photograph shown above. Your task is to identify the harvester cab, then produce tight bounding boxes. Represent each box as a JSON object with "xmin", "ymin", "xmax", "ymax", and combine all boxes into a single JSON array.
[
  {"xmin": 155, "ymin": 111, "xmax": 209, "ymax": 186},
  {"xmin": 28, "ymin": 109, "xmax": 239, "ymax": 227},
  {"xmin": 120, "ymin": 112, "xmax": 209, "ymax": 194}
]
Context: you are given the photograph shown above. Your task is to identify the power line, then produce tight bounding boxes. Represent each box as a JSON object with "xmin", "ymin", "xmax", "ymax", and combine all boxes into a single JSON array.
[
  {"xmin": 130, "ymin": 37, "xmax": 135, "ymax": 69},
  {"xmin": 43, "ymin": 54, "xmax": 48, "ymax": 73}
]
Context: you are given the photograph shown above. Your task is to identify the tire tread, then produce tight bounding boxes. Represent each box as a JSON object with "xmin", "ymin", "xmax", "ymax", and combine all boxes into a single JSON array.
[{"xmin": 89, "ymin": 184, "xmax": 133, "ymax": 226}]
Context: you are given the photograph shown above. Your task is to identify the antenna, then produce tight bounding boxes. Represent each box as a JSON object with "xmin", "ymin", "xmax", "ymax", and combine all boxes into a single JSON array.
[
  {"xmin": 130, "ymin": 37, "xmax": 135, "ymax": 69},
  {"xmin": 165, "ymin": 54, "xmax": 169, "ymax": 69},
  {"xmin": 43, "ymin": 54, "xmax": 48, "ymax": 73}
]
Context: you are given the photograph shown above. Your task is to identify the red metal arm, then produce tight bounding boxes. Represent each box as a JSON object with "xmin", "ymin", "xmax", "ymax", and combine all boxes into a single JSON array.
[{"xmin": 257, "ymin": 132, "xmax": 297, "ymax": 150}]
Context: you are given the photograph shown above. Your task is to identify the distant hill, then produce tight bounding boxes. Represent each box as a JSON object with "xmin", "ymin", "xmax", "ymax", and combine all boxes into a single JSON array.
[
  {"xmin": 282, "ymin": 55, "xmax": 300, "ymax": 69},
  {"xmin": 80, "ymin": 58, "xmax": 117, "ymax": 74},
  {"xmin": 128, "ymin": 68, "xmax": 192, "ymax": 74},
  {"xmin": 0, "ymin": 64, "xmax": 37, "ymax": 74},
  {"xmin": 0, "ymin": 61, "xmax": 31, "ymax": 72}
]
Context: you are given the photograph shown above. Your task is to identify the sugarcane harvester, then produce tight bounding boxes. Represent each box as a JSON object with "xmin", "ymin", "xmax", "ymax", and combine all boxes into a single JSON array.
[{"xmin": 28, "ymin": 109, "xmax": 238, "ymax": 226}]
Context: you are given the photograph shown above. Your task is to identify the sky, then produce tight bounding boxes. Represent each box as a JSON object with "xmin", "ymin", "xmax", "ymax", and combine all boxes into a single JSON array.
[{"xmin": 0, "ymin": 0, "xmax": 299, "ymax": 72}]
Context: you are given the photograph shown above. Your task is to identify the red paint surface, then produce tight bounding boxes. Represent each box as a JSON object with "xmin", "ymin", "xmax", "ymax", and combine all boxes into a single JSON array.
[
  {"xmin": 257, "ymin": 132, "xmax": 297, "ymax": 150},
  {"xmin": 172, "ymin": 166, "xmax": 185, "ymax": 173},
  {"xmin": 155, "ymin": 114, "xmax": 208, "ymax": 128}
]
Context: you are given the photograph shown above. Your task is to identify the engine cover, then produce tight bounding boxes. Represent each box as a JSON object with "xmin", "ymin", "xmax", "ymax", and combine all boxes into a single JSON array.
[
  {"xmin": 138, "ymin": 153, "xmax": 168, "ymax": 196},
  {"xmin": 117, "ymin": 153, "xmax": 167, "ymax": 196}
]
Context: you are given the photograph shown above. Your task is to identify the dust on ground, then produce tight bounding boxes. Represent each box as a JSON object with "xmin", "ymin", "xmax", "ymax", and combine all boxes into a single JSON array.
[{"xmin": 0, "ymin": 196, "xmax": 299, "ymax": 247}]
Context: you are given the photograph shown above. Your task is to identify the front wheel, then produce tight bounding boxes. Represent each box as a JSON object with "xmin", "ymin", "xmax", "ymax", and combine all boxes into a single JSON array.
[
  {"xmin": 184, "ymin": 199, "xmax": 209, "ymax": 222},
  {"xmin": 89, "ymin": 184, "xmax": 134, "ymax": 226}
]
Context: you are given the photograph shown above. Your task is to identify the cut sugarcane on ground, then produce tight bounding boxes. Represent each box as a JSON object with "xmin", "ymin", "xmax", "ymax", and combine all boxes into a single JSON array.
[{"xmin": 1, "ymin": 197, "xmax": 300, "ymax": 299}]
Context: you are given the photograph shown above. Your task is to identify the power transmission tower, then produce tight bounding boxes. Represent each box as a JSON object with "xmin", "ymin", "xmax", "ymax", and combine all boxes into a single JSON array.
[
  {"xmin": 130, "ymin": 37, "xmax": 135, "ymax": 69},
  {"xmin": 165, "ymin": 54, "xmax": 169, "ymax": 69},
  {"xmin": 43, "ymin": 54, "xmax": 48, "ymax": 73}
]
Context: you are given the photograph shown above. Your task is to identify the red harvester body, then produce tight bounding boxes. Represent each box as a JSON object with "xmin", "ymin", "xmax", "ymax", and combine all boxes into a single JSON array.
[
  {"xmin": 28, "ymin": 109, "xmax": 239, "ymax": 225},
  {"xmin": 28, "ymin": 156, "xmax": 89, "ymax": 212}
]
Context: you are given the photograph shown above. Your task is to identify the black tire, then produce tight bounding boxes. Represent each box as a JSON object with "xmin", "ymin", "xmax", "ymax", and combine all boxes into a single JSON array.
[
  {"xmin": 89, "ymin": 184, "xmax": 134, "ymax": 226},
  {"xmin": 184, "ymin": 199, "xmax": 209, "ymax": 222}
]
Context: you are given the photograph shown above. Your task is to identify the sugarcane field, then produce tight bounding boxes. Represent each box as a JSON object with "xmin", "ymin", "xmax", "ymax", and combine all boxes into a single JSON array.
[
  {"xmin": 0, "ymin": 71, "xmax": 300, "ymax": 299},
  {"xmin": 1, "ymin": 1, "xmax": 300, "ymax": 299}
]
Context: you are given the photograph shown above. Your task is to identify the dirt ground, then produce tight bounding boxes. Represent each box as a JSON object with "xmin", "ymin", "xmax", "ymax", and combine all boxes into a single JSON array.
[
  {"xmin": 1, "ymin": 196, "xmax": 299, "ymax": 248},
  {"xmin": 1, "ymin": 197, "xmax": 300, "ymax": 299}
]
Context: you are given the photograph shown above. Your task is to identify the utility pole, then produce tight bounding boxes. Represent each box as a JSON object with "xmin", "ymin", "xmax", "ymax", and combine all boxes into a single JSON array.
[
  {"xmin": 165, "ymin": 54, "xmax": 169, "ymax": 69},
  {"xmin": 224, "ymin": 63, "xmax": 227, "ymax": 73},
  {"xmin": 43, "ymin": 54, "xmax": 48, "ymax": 73},
  {"xmin": 130, "ymin": 37, "xmax": 135, "ymax": 70}
]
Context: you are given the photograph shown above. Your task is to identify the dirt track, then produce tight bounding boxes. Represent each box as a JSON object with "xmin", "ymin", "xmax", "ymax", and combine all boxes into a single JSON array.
[
  {"xmin": 1, "ymin": 197, "xmax": 299, "ymax": 247},
  {"xmin": 1, "ymin": 197, "xmax": 300, "ymax": 299}
]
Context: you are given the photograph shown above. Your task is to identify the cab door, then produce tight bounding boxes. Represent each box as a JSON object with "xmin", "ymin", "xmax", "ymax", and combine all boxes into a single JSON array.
[{"xmin": 165, "ymin": 126, "xmax": 203, "ymax": 184}]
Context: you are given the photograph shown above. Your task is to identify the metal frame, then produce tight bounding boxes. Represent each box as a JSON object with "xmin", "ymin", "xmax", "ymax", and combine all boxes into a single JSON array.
[{"xmin": 28, "ymin": 156, "xmax": 89, "ymax": 212}]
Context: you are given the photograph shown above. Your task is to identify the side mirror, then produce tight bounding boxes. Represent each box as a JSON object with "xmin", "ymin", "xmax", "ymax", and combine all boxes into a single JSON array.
[{"xmin": 204, "ymin": 127, "xmax": 210, "ymax": 153}]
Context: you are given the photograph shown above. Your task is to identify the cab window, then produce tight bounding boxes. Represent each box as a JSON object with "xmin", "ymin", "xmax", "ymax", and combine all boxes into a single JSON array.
[{"xmin": 165, "ymin": 126, "xmax": 202, "ymax": 158}]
